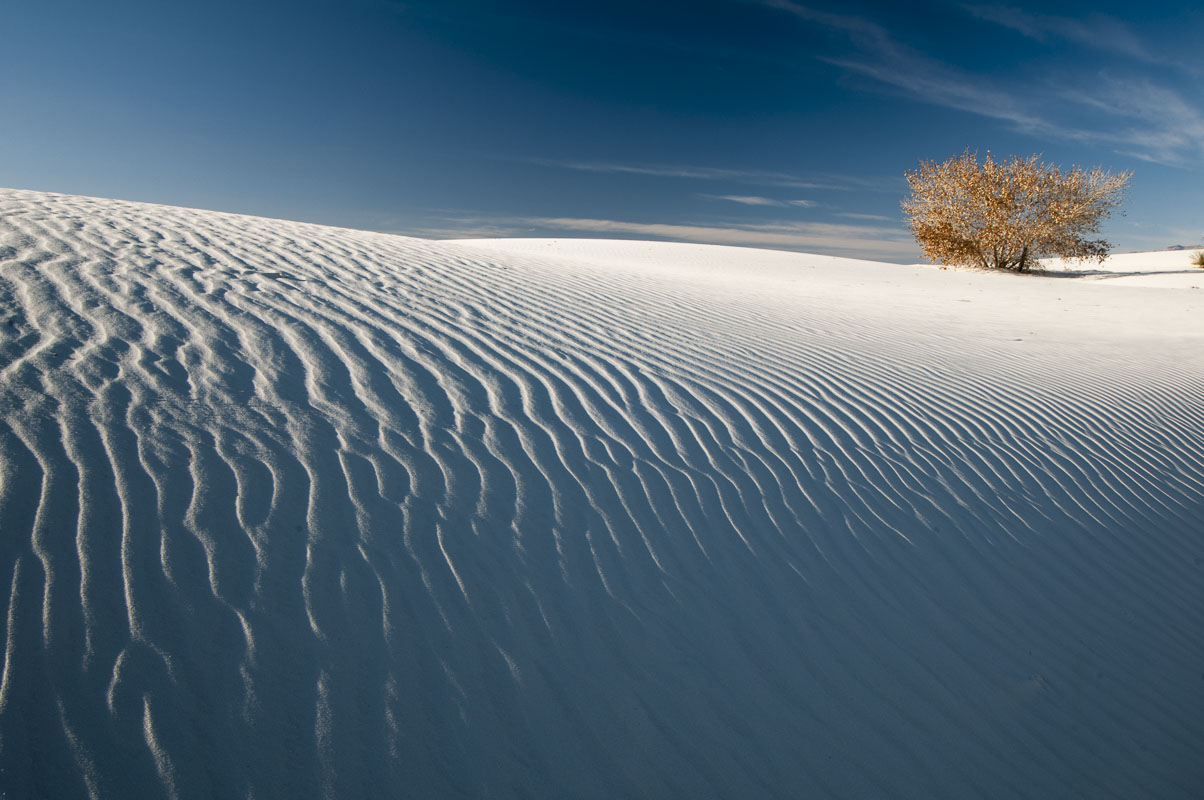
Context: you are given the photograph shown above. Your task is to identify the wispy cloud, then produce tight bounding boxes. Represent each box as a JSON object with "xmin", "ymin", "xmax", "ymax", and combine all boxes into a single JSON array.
[
  {"xmin": 525, "ymin": 157, "xmax": 872, "ymax": 190},
  {"xmin": 412, "ymin": 214, "xmax": 917, "ymax": 260},
  {"xmin": 1058, "ymin": 78, "xmax": 1204, "ymax": 165},
  {"xmin": 758, "ymin": 0, "xmax": 890, "ymax": 43},
  {"xmin": 700, "ymin": 194, "xmax": 818, "ymax": 207},
  {"xmin": 757, "ymin": 2, "xmax": 1054, "ymax": 131},
  {"xmin": 760, "ymin": 0, "xmax": 1204, "ymax": 166},
  {"xmin": 835, "ymin": 212, "xmax": 894, "ymax": 221},
  {"xmin": 965, "ymin": 6, "xmax": 1158, "ymax": 63},
  {"xmin": 702, "ymin": 194, "xmax": 786, "ymax": 206},
  {"xmin": 826, "ymin": 52, "xmax": 1048, "ymax": 132}
]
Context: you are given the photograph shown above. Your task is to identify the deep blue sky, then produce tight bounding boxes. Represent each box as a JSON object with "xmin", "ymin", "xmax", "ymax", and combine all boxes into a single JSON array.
[{"xmin": 3, "ymin": 0, "xmax": 1201, "ymax": 260}]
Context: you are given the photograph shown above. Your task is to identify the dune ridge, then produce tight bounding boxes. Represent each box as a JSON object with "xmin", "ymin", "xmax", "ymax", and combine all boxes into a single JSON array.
[{"xmin": 0, "ymin": 189, "xmax": 1201, "ymax": 798}]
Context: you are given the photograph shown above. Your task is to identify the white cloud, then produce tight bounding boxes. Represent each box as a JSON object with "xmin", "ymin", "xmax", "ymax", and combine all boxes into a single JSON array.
[
  {"xmin": 526, "ymin": 217, "xmax": 913, "ymax": 257},
  {"xmin": 759, "ymin": 0, "xmax": 1204, "ymax": 167},
  {"xmin": 758, "ymin": 0, "xmax": 892, "ymax": 45},
  {"xmin": 414, "ymin": 214, "xmax": 917, "ymax": 260},
  {"xmin": 526, "ymin": 157, "xmax": 860, "ymax": 190},
  {"xmin": 965, "ymin": 6, "xmax": 1158, "ymax": 63},
  {"xmin": 699, "ymin": 194, "xmax": 817, "ymax": 207},
  {"xmin": 702, "ymin": 194, "xmax": 787, "ymax": 206},
  {"xmin": 1056, "ymin": 78, "xmax": 1204, "ymax": 165},
  {"xmin": 835, "ymin": 212, "xmax": 894, "ymax": 221}
]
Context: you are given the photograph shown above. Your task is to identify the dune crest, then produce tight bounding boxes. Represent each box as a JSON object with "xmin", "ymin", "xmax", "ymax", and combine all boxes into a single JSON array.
[{"xmin": 1, "ymin": 189, "xmax": 1201, "ymax": 798}]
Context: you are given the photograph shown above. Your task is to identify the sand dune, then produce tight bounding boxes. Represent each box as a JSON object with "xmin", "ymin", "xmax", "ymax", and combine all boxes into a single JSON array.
[{"xmin": 1, "ymin": 188, "xmax": 1201, "ymax": 798}]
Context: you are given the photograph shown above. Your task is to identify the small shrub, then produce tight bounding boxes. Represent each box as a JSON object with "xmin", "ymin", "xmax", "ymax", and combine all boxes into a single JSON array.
[
  {"xmin": 902, "ymin": 149, "xmax": 1130, "ymax": 272},
  {"xmin": 1191, "ymin": 251, "xmax": 1204, "ymax": 268}
]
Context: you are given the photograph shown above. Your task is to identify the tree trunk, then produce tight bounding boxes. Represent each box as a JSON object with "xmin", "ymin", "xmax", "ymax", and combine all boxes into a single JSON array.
[{"xmin": 1017, "ymin": 245, "xmax": 1029, "ymax": 273}]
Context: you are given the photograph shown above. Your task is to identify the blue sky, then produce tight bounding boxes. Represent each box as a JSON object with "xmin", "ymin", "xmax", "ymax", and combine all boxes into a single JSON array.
[{"xmin": 2, "ymin": 0, "xmax": 1201, "ymax": 261}]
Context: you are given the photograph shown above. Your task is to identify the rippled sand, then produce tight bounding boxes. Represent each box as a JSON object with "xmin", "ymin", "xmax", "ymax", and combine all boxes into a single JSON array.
[{"xmin": 1, "ymin": 189, "xmax": 1201, "ymax": 798}]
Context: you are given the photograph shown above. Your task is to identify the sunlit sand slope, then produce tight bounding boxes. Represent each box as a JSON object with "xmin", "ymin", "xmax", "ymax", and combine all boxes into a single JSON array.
[{"xmin": 1, "ymin": 189, "xmax": 1202, "ymax": 798}]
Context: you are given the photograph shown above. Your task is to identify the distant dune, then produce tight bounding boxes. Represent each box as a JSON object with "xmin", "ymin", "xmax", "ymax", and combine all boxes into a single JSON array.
[{"xmin": 1, "ymin": 189, "xmax": 1202, "ymax": 798}]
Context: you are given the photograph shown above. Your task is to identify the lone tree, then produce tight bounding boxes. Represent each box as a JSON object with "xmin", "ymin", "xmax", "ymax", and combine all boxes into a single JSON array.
[{"xmin": 902, "ymin": 149, "xmax": 1130, "ymax": 272}]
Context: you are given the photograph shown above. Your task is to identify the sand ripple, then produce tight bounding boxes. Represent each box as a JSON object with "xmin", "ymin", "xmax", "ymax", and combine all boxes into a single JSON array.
[{"xmin": 1, "ymin": 190, "xmax": 1201, "ymax": 798}]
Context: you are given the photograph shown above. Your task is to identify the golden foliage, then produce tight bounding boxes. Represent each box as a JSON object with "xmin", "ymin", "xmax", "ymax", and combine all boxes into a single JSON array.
[{"xmin": 902, "ymin": 149, "xmax": 1130, "ymax": 272}]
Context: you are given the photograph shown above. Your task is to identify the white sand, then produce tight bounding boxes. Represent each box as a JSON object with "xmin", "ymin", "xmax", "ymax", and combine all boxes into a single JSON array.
[
  {"xmin": 1, "ymin": 189, "xmax": 1201, "ymax": 798},
  {"xmin": 1040, "ymin": 248, "xmax": 1204, "ymax": 288}
]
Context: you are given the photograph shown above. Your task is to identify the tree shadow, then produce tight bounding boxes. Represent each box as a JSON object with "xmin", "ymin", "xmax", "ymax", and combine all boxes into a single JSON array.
[{"xmin": 1032, "ymin": 268, "xmax": 1204, "ymax": 280}]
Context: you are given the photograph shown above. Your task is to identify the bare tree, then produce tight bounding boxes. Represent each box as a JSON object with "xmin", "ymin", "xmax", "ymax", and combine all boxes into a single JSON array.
[{"xmin": 902, "ymin": 149, "xmax": 1131, "ymax": 272}]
